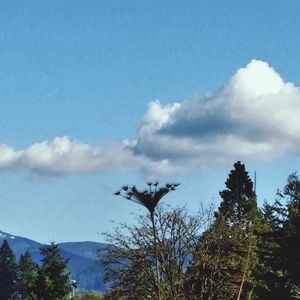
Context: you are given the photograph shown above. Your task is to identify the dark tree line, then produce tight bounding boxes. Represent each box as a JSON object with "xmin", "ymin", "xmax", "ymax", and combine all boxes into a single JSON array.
[
  {"xmin": 0, "ymin": 241, "xmax": 72, "ymax": 300},
  {"xmin": 105, "ymin": 161, "xmax": 300, "ymax": 299}
]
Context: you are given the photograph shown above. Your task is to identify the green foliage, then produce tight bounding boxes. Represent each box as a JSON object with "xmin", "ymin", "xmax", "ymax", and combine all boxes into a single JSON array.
[
  {"xmin": 283, "ymin": 174, "xmax": 300, "ymax": 282},
  {"xmin": 73, "ymin": 291, "xmax": 103, "ymax": 300},
  {"xmin": 0, "ymin": 240, "xmax": 19, "ymax": 300},
  {"xmin": 110, "ymin": 162, "xmax": 300, "ymax": 300},
  {"xmin": 186, "ymin": 161, "xmax": 258, "ymax": 299},
  {"xmin": 280, "ymin": 173, "xmax": 300, "ymax": 297},
  {"xmin": 253, "ymin": 173, "xmax": 300, "ymax": 299},
  {"xmin": 19, "ymin": 251, "xmax": 39, "ymax": 300},
  {"xmin": 0, "ymin": 242, "xmax": 73, "ymax": 300},
  {"xmin": 35, "ymin": 242, "xmax": 72, "ymax": 300},
  {"xmin": 253, "ymin": 201, "xmax": 286, "ymax": 299},
  {"xmin": 216, "ymin": 161, "xmax": 257, "ymax": 225},
  {"xmin": 186, "ymin": 214, "xmax": 258, "ymax": 299}
]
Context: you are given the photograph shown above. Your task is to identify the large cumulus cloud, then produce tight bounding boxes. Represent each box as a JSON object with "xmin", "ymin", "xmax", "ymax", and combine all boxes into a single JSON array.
[
  {"xmin": 1, "ymin": 59, "xmax": 299, "ymax": 176},
  {"xmin": 133, "ymin": 59, "xmax": 300, "ymax": 171}
]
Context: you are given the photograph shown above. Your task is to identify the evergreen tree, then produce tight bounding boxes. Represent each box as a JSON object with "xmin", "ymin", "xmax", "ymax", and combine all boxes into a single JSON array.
[
  {"xmin": 252, "ymin": 200, "xmax": 287, "ymax": 299},
  {"xmin": 35, "ymin": 242, "xmax": 72, "ymax": 300},
  {"xmin": 19, "ymin": 251, "xmax": 39, "ymax": 300},
  {"xmin": 186, "ymin": 162, "xmax": 258, "ymax": 299},
  {"xmin": 216, "ymin": 161, "xmax": 257, "ymax": 225},
  {"xmin": 186, "ymin": 215, "xmax": 259, "ymax": 300},
  {"xmin": 251, "ymin": 173, "xmax": 300, "ymax": 299},
  {"xmin": 282, "ymin": 173, "xmax": 300, "ymax": 297},
  {"xmin": 0, "ymin": 240, "xmax": 18, "ymax": 300}
]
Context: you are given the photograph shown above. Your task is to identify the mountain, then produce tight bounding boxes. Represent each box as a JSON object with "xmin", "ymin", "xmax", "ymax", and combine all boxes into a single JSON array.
[{"xmin": 0, "ymin": 231, "xmax": 110, "ymax": 292}]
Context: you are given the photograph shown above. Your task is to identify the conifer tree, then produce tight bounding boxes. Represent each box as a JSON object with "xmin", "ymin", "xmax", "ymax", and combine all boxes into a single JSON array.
[
  {"xmin": 186, "ymin": 162, "xmax": 258, "ymax": 299},
  {"xmin": 218, "ymin": 162, "xmax": 258, "ymax": 299},
  {"xmin": 253, "ymin": 200, "xmax": 287, "ymax": 299},
  {"xmin": 19, "ymin": 251, "xmax": 39, "ymax": 300},
  {"xmin": 216, "ymin": 161, "xmax": 257, "ymax": 225},
  {"xmin": 0, "ymin": 240, "xmax": 18, "ymax": 300},
  {"xmin": 35, "ymin": 242, "xmax": 72, "ymax": 300},
  {"xmin": 282, "ymin": 173, "xmax": 300, "ymax": 297},
  {"xmin": 254, "ymin": 173, "xmax": 300, "ymax": 299}
]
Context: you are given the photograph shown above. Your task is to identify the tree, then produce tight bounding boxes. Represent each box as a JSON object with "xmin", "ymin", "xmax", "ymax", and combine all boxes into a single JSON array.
[
  {"xmin": 114, "ymin": 182, "xmax": 179, "ymax": 300},
  {"xmin": 35, "ymin": 242, "xmax": 72, "ymax": 300},
  {"xmin": 281, "ymin": 173, "xmax": 300, "ymax": 298},
  {"xmin": 185, "ymin": 215, "xmax": 258, "ymax": 300},
  {"xmin": 104, "ymin": 206, "xmax": 211, "ymax": 300},
  {"xmin": 216, "ymin": 161, "xmax": 257, "ymax": 225},
  {"xmin": 252, "ymin": 200, "xmax": 287, "ymax": 299},
  {"xmin": 218, "ymin": 162, "xmax": 258, "ymax": 299},
  {"xmin": 186, "ymin": 162, "xmax": 258, "ymax": 299},
  {"xmin": 19, "ymin": 251, "xmax": 39, "ymax": 300},
  {"xmin": 0, "ymin": 240, "xmax": 18, "ymax": 300}
]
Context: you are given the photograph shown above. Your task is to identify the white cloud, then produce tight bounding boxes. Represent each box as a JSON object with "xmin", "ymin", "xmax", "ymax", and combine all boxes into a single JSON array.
[
  {"xmin": 139, "ymin": 100, "xmax": 181, "ymax": 135},
  {"xmin": 21, "ymin": 137, "xmax": 138, "ymax": 175},
  {"xmin": 0, "ymin": 136, "xmax": 179, "ymax": 176},
  {"xmin": 0, "ymin": 144, "xmax": 22, "ymax": 170},
  {"xmin": 1, "ymin": 59, "xmax": 299, "ymax": 177},
  {"xmin": 133, "ymin": 59, "xmax": 300, "ymax": 173}
]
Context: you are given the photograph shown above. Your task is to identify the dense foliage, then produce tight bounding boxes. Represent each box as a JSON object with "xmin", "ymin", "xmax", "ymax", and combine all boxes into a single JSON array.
[
  {"xmin": 105, "ymin": 161, "xmax": 300, "ymax": 299},
  {"xmin": 0, "ymin": 240, "xmax": 18, "ymax": 300},
  {"xmin": 19, "ymin": 251, "xmax": 39, "ymax": 300},
  {"xmin": 73, "ymin": 291, "xmax": 104, "ymax": 299},
  {"xmin": 0, "ymin": 241, "xmax": 72, "ymax": 300}
]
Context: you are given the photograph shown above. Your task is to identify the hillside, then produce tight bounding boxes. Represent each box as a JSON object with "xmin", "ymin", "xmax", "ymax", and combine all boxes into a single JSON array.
[{"xmin": 0, "ymin": 231, "xmax": 110, "ymax": 292}]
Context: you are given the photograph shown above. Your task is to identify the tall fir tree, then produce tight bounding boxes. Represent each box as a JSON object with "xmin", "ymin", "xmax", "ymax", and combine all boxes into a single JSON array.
[
  {"xmin": 35, "ymin": 242, "xmax": 72, "ymax": 300},
  {"xmin": 19, "ymin": 251, "xmax": 39, "ymax": 300},
  {"xmin": 253, "ymin": 200, "xmax": 287, "ymax": 299},
  {"xmin": 186, "ymin": 162, "xmax": 258, "ymax": 299},
  {"xmin": 0, "ymin": 240, "xmax": 19, "ymax": 300},
  {"xmin": 185, "ymin": 217, "xmax": 254, "ymax": 299},
  {"xmin": 216, "ymin": 161, "xmax": 257, "ymax": 225},
  {"xmin": 255, "ymin": 173, "xmax": 300, "ymax": 299},
  {"xmin": 282, "ymin": 173, "xmax": 300, "ymax": 297}
]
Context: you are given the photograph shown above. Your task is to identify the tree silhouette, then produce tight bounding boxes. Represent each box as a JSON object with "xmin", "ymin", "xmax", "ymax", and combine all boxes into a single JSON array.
[
  {"xmin": 19, "ymin": 251, "xmax": 39, "ymax": 300},
  {"xmin": 104, "ymin": 206, "xmax": 209, "ymax": 299},
  {"xmin": 281, "ymin": 173, "xmax": 300, "ymax": 296},
  {"xmin": 187, "ymin": 162, "xmax": 258, "ymax": 300},
  {"xmin": 0, "ymin": 240, "xmax": 18, "ymax": 300},
  {"xmin": 35, "ymin": 243, "xmax": 71, "ymax": 300},
  {"xmin": 115, "ymin": 182, "xmax": 179, "ymax": 300},
  {"xmin": 216, "ymin": 161, "xmax": 257, "ymax": 225}
]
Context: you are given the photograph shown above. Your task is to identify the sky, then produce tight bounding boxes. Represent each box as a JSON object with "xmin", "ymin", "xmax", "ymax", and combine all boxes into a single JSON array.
[{"xmin": 1, "ymin": 0, "xmax": 300, "ymax": 243}]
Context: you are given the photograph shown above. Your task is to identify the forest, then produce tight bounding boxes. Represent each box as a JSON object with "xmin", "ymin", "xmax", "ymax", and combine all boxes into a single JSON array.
[
  {"xmin": 0, "ymin": 161, "xmax": 299, "ymax": 300},
  {"xmin": 104, "ymin": 161, "xmax": 300, "ymax": 300}
]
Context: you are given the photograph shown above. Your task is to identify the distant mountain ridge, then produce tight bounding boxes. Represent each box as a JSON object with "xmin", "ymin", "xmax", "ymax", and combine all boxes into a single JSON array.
[{"xmin": 0, "ymin": 230, "xmax": 110, "ymax": 292}]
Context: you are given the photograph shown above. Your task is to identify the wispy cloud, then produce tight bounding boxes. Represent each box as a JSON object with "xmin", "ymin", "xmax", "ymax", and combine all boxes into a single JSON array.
[{"xmin": 1, "ymin": 60, "xmax": 299, "ymax": 176}]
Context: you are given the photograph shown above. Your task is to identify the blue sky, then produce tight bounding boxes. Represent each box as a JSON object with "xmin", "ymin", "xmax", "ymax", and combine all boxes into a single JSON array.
[{"xmin": 1, "ymin": 1, "xmax": 300, "ymax": 243}]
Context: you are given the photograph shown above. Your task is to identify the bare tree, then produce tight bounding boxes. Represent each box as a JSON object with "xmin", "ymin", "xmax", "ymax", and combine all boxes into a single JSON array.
[
  {"xmin": 114, "ymin": 182, "xmax": 179, "ymax": 299},
  {"xmin": 103, "ymin": 205, "xmax": 212, "ymax": 300}
]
